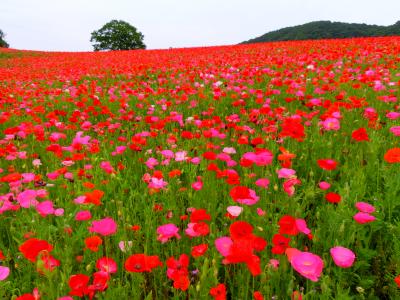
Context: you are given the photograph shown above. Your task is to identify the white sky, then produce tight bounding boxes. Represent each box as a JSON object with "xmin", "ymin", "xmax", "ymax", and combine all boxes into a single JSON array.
[{"xmin": 1, "ymin": 0, "xmax": 399, "ymax": 51}]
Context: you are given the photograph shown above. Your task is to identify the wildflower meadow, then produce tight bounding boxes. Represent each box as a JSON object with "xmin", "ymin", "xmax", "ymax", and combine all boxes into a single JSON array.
[{"xmin": 0, "ymin": 37, "xmax": 400, "ymax": 299}]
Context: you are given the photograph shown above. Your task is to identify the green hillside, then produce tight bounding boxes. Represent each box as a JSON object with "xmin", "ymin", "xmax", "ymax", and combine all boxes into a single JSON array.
[{"xmin": 242, "ymin": 20, "xmax": 400, "ymax": 44}]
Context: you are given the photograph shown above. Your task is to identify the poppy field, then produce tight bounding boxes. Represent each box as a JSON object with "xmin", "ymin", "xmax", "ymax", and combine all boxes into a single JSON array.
[{"xmin": 0, "ymin": 37, "xmax": 400, "ymax": 299}]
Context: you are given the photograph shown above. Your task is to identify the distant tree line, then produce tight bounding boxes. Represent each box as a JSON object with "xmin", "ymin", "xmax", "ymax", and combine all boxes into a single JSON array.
[
  {"xmin": 241, "ymin": 21, "xmax": 400, "ymax": 44},
  {"xmin": 0, "ymin": 29, "xmax": 9, "ymax": 48}
]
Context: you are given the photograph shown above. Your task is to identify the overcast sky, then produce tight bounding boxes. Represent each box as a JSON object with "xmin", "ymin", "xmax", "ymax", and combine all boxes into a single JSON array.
[{"xmin": 1, "ymin": 0, "xmax": 399, "ymax": 52}]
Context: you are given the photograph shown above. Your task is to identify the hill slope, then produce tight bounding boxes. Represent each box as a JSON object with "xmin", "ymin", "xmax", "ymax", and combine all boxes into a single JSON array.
[{"xmin": 241, "ymin": 20, "xmax": 400, "ymax": 44}]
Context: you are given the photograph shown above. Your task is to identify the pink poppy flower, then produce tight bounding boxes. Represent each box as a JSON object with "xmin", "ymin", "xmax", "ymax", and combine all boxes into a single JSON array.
[
  {"xmin": 17, "ymin": 190, "xmax": 38, "ymax": 208},
  {"xmin": 0, "ymin": 266, "xmax": 10, "ymax": 281},
  {"xmin": 192, "ymin": 180, "xmax": 203, "ymax": 191},
  {"xmin": 148, "ymin": 177, "xmax": 168, "ymax": 189},
  {"xmin": 255, "ymin": 178, "xmax": 270, "ymax": 189},
  {"xmin": 89, "ymin": 217, "xmax": 117, "ymax": 236},
  {"xmin": 295, "ymin": 219, "xmax": 311, "ymax": 235},
  {"xmin": 277, "ymin": 168, "xmax": 296, "ymax": 179},
  {"xmin": 215, "ymin": 237, "xmax": 233, "ymax": 257},
  {"xmin": 145, "ymin": 158, "xmax": 159, "ymax": 169},
  {"xmin": 96, "ymin": 257, "xmax": 118, "ymax": 274},
  {"xmin": 287, "ymin": 249, "xmax": 324, "ymax": 282},
  {"xmin": 330, "ymin": 246, "xmax": 356, "ymax": 268},
  {"xmin": 100, "ymin": 161, "xmax": 115, "ymax": 174},
  {"xmin": 118, "ymin": 241, "xmax": 133, "ymax": 253},
  {"xmin": 75, "ymin": 210, "xmax": 92, "ymax": 221},
  {"xmin": 157, "ymin": 224, "xmax": 180, "ymax": 243},
  {"xmin": 353, "ymin": 212, "xmax": 376, "ymax": 224},
  {"xmin": 318, "ymin": 181, "xmax": 331, "ymax": 190},
  {"xmin": 22, "ymin": 173, "xmax": 35, "ymax": 183},
  {"xmin": 227, "ymin": 206, "xmax": 243, "ymax": 217},
  {"xmin": 390, "ymin": 126, "xmax": 400, "ymax": 136},
  {"xmin": 268, "ymin": 259, "xmax": 279, "ymax": 269},
  {"xmin": 283, "ymin": 178, "xmax": 301, "ymax": 197},
  {"xmin": 36, "ymin": 201, "xmax": 55, "ymax": 217},
  {"xmin": 322, "ymin": 118, "xmax": 340, "ymax": 131},
  {"xmin": 355, "ymin": 202, "xmax": 375, "ymax": 213}
]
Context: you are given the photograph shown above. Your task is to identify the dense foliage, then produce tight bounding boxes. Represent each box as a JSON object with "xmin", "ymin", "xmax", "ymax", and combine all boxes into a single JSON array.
[
  {"xmin": 0, "ymin": 37, "xmax": 400, "ymax": 299},
  {"xmin": 90, "ymin": 20, "xmax": 146, "ymax": 51},
  {"xmin": 0, "ymin": 29, "xmax": 9, "ymax": 48},
  {"xmin": 242, "ymin": 20, "xmax": 400, "ymax": 44}
]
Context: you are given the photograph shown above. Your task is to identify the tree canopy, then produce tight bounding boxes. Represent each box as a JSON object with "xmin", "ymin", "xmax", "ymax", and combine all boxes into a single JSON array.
[
  {"xmin": 0, "ymin": 29, "xmax": 9, "ymax": 48},
  {"xmin": 241, "ymin": 20, "xmax": 400, "ymax": 44},
  {"xmin": 90, "ymin": 20, "xmax": 146, "ymax": 51}
]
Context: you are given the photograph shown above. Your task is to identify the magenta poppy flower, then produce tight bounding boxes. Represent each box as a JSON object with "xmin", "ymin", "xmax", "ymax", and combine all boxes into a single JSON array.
[
  {"xmin": 289, "ymin": 250, "xmax": 324, "ymax": 282},
  {"xmin": 330, "ymin": 246, "xmax": 356, "ymax": 268},
  {"xmin": 353, "ymin": 212, "xmax": 376, "ymax": 224},
  {"xmin": 157, "ymin": 224, "xmax": 180, "ymax": 243},
  {"xmin": 355, "ymin": 202, "xmax": 375, "ymax": 213},
  {"xmin": 89, "ymin": 217, "xmax": 117, "ymax": 236}
]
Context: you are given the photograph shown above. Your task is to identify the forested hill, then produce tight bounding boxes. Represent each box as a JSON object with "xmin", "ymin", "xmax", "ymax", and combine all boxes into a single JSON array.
[{"xmin": 241, "ymin": 21, "xmax": 400, "ymax": 44}]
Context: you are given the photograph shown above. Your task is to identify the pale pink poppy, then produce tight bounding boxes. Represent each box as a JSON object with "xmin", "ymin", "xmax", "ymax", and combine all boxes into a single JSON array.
[
  {"xmin": 227, "ymin": 206, "xmax": 243, "ymax": 217},
  {"xmin": 330, "ymin": 246, "xmax": 356, "ymax": 268},
  {"xmin": 118, "ymin": 241, "xmax": 133, "ymax": 253},
  {"xmin": 268, "ymin": 259, "xmax": 279, "ymax": 269},
  {"xmin": 0, "ymin": 266, "xmax": 10, "ymax": 281},
  {"xmin": 277, "ymin": 168, "xmax": 296, "ymax": 179}
]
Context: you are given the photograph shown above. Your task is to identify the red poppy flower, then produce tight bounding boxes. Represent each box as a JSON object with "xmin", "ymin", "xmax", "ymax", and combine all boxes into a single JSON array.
[
  {"xmin": 210, "ymin": 283, "xmax": 227, "ymax": 300},
  {"xmin": 317, "ymin": 159, "xmax": 338, "ymax": 170},
  {"xmin": 271, "ymin": 234, "xmax": 291, "ymax": 254},
  {"xmin": 125, "ymin": 254, "xmax": 162, "ymax": 272},
  {"xmin": 84, "ymin": 190, "xmax": 104, "ymax": 206},
  {"xmin": 19, "ymin": 238, "xmax": 53, "ymax": 263},
  {"xmin": 384, "ymin": 148, "xmax": 400, "ymax": 163},
  {"xmin": 395, "ymin": 275, "xmax": 400, "ymax": 287},
  {"xmin": 85, "ymin": 236, "xmax": 103, "ymax": 252},
  {"xmin": 191, "ymin": 244, "xmax": 208, "ymax": 258},
  {"xmin": 351, "ymin": 128, "xmax": 369, "ymax": 141},
  {"xmin": 229, "ymin": 221, "xmax": 254, "ymax": 240},
  {"xmin": 278, "ymin": 215, "xmax": 299, "ymax": 236},
  {"xmin": 325, "ymin": 192, "xmax": 341, "ymax": 204},
  {"xmin": 69, "ymin": 274, "xmax": 90, "ymax": 297},
  {"xmin": 190, "ymin": 209, "xmax": 211, "ymax": 223}
]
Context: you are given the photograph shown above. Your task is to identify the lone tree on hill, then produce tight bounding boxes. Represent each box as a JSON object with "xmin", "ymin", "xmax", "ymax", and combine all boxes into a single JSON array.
[
  {"xmin": 0, "ymin": 29, "xmax": 9, "ymax": 48},
  {"xmin": 90, "ymin": 20, "xmax": 146, "ymax": 51}
]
